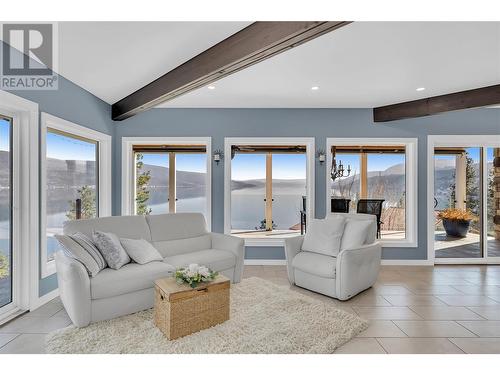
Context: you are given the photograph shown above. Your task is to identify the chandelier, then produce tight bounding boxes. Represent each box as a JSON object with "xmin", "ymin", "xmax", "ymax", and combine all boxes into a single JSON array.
[{"xmin": 330, "ymin": 147, "xmax": 351, "ymax": 181}]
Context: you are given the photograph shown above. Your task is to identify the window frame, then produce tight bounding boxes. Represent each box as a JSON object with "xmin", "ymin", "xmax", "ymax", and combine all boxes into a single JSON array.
[
  {"xmin": 0, "ymin": 90, "xmax": 38, "ymax": 322},
  {"xmin": 224, "ymin": 137, "xmax": 315, "ymax": 247},
  {"xmin": 40, "ymin": 113, "xmax": 112, "ymax": 278},
  {"xmin": 326, "ymin": 138, "xmax": 418, "ymax": 247},
  {"xmin": 121, "ymin": 137, "xmax": 212, "ymax": 230},
  {"xmin": 427, "ymin": 135, "xmax": 500, "ymax": 264}
]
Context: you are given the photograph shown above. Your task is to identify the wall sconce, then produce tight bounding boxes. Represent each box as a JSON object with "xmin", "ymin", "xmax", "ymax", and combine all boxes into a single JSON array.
[
  {"xmin": 213, "ymin": 149, "xmax": 224, "ymax": 165},
  {"xmin": 316, "ymin": 149, "xmax": 326, "ymax": 164}
]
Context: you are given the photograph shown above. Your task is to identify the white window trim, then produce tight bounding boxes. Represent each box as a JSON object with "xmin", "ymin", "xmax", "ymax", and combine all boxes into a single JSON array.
[
  {"xmin": 40, "ymin": 113, "xmax": 112, "ymax": 278},
  {"xmin": 326, "ymin": 138, "xmax": 418, "ymax": 248},
  {"xmin": 427, "ymin": 135, "xmax": 500, "ymax": 265},
  {"xmin": 224, "ymin": 137, "xmax": 315, "ymax": 247},
  {"xmin": 0, "ymin": 90, "xmax": 38, "ymax": 321},
  {"xmin": 121, "ymin": 137, "xmax": 212, "ymax": 231}
]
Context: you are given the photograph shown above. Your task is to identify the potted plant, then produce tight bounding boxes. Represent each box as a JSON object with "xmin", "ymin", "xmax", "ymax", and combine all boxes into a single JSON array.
[{"xmin": 437, "ymin": 208, "xmax": 478, "ymax": 238}]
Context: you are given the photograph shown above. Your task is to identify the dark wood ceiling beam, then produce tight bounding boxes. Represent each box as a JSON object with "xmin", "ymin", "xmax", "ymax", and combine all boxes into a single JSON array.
[
  {"xmin": 373, "ymin": 84, "xmax": 500, "ymax": 122},
  {"xmin": 112, "ymin": 21, "xmax": 351, "ymax": 121}
]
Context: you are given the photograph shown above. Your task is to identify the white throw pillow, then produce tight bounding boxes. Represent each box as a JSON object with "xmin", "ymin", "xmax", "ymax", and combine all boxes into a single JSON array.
[
  {"xmin": 340, "ymin": 219, "xmax": 373, "ymax": 251},
  {"xmin": 120, "ymin": 238, "xmax": 163, "ymax": 264},
  {"xmin": 301, "ymin": 217, "xmax": 346, "ymax": 256}
]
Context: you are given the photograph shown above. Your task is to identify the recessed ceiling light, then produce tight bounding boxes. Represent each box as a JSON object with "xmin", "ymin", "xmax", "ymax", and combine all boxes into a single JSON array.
[
  {"xmin": 207, "ymin": 85, "xmax": 216, "ymax": 90},
  {"xmin": 416, "ymin": 87, "xmax": 426, "ymax": 92},
  {"xmin": 311, "ymin": 86, "xmax": 320, "ymax": 91}
]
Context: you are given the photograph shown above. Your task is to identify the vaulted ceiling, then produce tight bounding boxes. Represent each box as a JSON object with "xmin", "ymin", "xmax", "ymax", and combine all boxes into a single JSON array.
[{"xmin": 5, "ymin": 21, "xmax": 500, "ymax": 108}]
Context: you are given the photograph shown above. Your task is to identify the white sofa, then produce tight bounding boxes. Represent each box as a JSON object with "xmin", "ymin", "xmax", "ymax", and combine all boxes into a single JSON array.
[
  {"xmin": 284, "ymin": 213, "xmax": 381, "ymax": 300},
  {"xmin": 55, "ymin": 213, "xmax": 244, "ymax": 327}
]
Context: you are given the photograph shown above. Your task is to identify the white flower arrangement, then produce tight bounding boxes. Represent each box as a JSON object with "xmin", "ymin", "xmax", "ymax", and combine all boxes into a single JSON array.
[{"xmin": 175, "ymin": 263, "xmax": 218, "ymax": 288}]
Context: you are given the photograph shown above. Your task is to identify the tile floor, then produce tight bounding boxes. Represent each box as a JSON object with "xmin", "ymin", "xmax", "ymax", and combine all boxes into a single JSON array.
[{"xmin": 1, "ymin": 264, "xmax": 500, "ymax": 354}]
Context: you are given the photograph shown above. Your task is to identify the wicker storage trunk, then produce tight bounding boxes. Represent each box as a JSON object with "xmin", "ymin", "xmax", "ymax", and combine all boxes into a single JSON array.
[{"xmin": 154, "ymin": 275, "xmax": 230, "ymax": 340}]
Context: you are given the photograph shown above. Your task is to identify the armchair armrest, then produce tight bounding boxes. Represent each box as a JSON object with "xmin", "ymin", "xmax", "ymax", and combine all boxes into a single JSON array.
[
  {"xmin": 335, "ymin": 242, "xmax": 382, "ymax": 300},
  {"xmin": 211, "ymin": 232, "xmax": 245, "ymax": 283},
  {"xmin": 55, "ymin": 251, "xmax": 91, "ymax": 327},
  {"xmin": 284, "ymin": 235, "xmax": 304, "ymax": 284}
]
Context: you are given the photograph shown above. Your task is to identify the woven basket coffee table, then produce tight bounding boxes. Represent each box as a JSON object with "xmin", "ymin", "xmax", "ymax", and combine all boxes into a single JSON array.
[{"xmin": 153, "ymin": 274, "xmax": 230, "ymax": 340}]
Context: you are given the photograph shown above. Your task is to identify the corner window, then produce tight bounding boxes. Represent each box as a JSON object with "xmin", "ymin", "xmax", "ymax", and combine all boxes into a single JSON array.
[{"xmin": 41, "ymin": 113, "xmax": 111, "ymax": 277}]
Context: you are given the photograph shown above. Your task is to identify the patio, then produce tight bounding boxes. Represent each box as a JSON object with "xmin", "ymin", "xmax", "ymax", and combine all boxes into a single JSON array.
[{"xmin": 435, "ymin": 231, "xmax": 500, "ymax": 258}]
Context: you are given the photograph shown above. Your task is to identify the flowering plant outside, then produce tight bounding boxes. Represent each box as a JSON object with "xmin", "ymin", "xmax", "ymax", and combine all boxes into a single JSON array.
[
  {"xmin": 438, "ymin": 208, "xmax": 478, "ymax": 222},
  {"xmin": 175, "ymin": 263, "xmax": 218, "ymax": 288}
]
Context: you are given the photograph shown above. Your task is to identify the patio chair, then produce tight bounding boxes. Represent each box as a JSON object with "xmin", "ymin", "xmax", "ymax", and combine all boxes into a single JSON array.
[
  {"xmin": 357, "ymin": 199, "xmax": 385, "ymax": 238},
  {"xmin": 331, "ymin": 197, "xmax": 351, "ymax": 213}
]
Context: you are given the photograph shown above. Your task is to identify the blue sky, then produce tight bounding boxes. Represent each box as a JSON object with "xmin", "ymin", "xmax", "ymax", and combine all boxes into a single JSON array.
[
  {"xmin": 141, "ymin": 153, "xmax": 207, "ymax": 173},
  {"xmin": 335, "ymin": 153, "xmax": 405, "ymax": 176},
  {"xmin": 434, "ymin": 147, "xmax": 491, "ymax": 162},
  {"xmin": 46, "ymin": 132, "xmax": 97, "ymax": 160},
  {"xmin": 232, "ymin": 154, "xmax": 307, "ymax": 180},
  {"xmin": 0, "ymin": 118, "xmax": 10, "ymax": 152}
]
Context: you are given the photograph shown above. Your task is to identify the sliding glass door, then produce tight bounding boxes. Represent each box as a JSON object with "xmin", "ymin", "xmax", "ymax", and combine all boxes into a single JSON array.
[
  {"xmin": 0, "ymin": 115, "xmax": 13, "ymax": 311},
  {"xmin": 433, "ymin": 145, "xmax": 500, "ymax": 262},
  {"xmin": 487, "ymin": 148, "xmax": 500, "ymax": 257}
]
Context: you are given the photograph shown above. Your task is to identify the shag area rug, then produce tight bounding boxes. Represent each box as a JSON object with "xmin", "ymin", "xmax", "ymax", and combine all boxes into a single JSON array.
[{"xmin": 46, "ymin": 277, "xmax": 367, "ymax": 354}]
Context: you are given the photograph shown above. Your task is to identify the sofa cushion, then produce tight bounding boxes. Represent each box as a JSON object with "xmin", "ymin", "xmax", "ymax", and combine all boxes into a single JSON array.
[
  {"xmin": 90, "ymin": 262, "xmax": 175, "ymax": 299},
  {"xmin": 301, "ymin": 217, "xmax": 346, "ymax": 256},
  {"xmin": 146, "ymin": 213, "xmax": 208, "ymax": 242},
  {"xmin": 163, "ymin": 249, "xmax": 236, "ymax": 272},
  {"xmin": 292, "ymin": 251, "xmax": 336, "ymax": 279},
  {"xmin": 152, "ymin": 234, "xmax": 212, "ymax": 257},
  {"xmin": 340, "ymin": 219, "xmax": 373, "ymax": 251},
  {"xmin": 64, "ymin": 215, "xmax": 151, "ymax": 241}
]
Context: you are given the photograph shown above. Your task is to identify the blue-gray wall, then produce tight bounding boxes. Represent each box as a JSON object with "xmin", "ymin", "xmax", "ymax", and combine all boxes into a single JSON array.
[
  {"xmin": 2, "ymin": 42, "xmax": 115, "ymax": 296},
  {"xmin": 113, "ymin": 107, "xmax": 500, "ymax": 261},
  {"xmin": 3, "ymin": 40, "xmax": 500, "ymax": 296}
]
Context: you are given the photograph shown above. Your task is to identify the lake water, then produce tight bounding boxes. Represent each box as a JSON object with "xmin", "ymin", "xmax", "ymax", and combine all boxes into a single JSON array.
[{"xmin": 231, "ymin": 194, "xmax": 303, "ymax": 230}]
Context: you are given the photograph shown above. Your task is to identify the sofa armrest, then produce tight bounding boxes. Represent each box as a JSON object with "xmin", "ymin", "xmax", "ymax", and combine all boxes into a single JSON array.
[
  {"xmin": 335, "ymin": 242, "xmax": 382, "ymax": 300},
  {"xmin": 284, "ymin": 236, "xmax": 304, "ymax": 284},
  {"xmin": 211, "ymin": 232, "xmax": 245, "ymax": 283},
  {"xmin": 55, "ymin": 251, "xmax": 92, "ymax": 327}
]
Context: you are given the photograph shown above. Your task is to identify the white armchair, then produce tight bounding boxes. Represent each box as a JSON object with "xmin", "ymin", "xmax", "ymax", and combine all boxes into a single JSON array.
[{"xmin": 285, "ymin": 213, "xmax": 381, "ymax": 300}]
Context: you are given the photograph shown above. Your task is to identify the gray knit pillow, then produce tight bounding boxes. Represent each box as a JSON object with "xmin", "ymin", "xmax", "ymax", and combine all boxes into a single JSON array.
[{"xmin": 92, "ymin": 231, "xmax": 130, "ymax": 270}]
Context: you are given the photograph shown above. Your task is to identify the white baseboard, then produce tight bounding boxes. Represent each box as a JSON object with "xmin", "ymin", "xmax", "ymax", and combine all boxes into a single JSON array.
[
  {"xmin": 31, "ymin": 288, "xmax": 59, "ymax": 310},
  {"xmin": 245, "ymin": 259, "xmax": 434, "ymax": 266},
  {"xmin": 381, "ymin": 259, "xmax": 433, "ymax": 266},
  {"xmin": 244, "ymin": 259, "xmax": 287, "ymax": 266}
]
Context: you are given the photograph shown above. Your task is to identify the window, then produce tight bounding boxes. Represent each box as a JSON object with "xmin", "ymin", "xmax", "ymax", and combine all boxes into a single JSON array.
[
  {"xmin": 133, "ymin": 146, "xmax": 208, "ymax": 218},
  {"xmin": 41, "ymin": 113, "xmax": 111, "ymax": 277},
  {"xmin": 225, "ymin": 138, "xmax": 314, "ymax": 243},
  {"xmin": 0, "ymin": 115, "xmax": 12, "ymax": 310},
  {"xmin": 122, "ymin": 138, "xmax": 211, "ymax": 228},
  {"xmin": 327, "ymin": 139, "xmax": 417, "ymax": 247}
]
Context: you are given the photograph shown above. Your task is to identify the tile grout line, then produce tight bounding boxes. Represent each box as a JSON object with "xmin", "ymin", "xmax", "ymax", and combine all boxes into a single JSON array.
[
  {"xmin": 374, "ymin": 337, "xmax": 389, "ymax": 354},
  {"xmin": 390, "ymin": 320, "xmax": 409, "ymax": 337},
  {"xmin": 446, "ymin": 337, "xmax": 467, "ymax": 354},
  {"xmin": 454, "ymin": 320, "xmax": 480, "ymax": 338},
  {"xmin": 0, "ymin": 333, "xmax": 20, "ymax": 349}
]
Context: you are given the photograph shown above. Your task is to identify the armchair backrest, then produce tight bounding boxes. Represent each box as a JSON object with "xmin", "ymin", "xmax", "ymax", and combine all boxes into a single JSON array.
[{"xmin": 326, "ymin": 212, "xmax": 377, "ymax": 244}]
